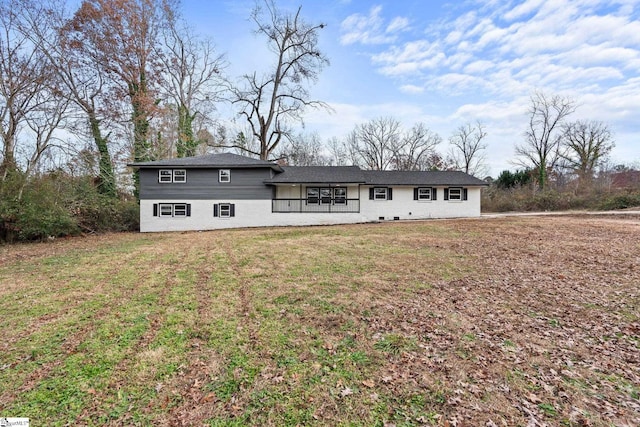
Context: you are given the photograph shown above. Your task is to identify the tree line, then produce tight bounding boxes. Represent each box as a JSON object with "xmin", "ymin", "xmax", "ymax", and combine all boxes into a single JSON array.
[{"xmin": 0, "ymin": 0, "xmax": 635, "ymax": 241}]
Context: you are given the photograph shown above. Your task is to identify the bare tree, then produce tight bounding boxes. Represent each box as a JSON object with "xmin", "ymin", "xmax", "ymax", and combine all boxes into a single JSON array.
[
  {"xmin": 449, "ymin": 121, "xmax": 487, "ymax": 177},
  {"xmin": 516, "ymin": 91, "xmax": 576, "ymax": 190},
  {"xmin": 0, "ymin": 0, "xmax": 70, "ymax": 190},
  {"xmin": 348, "ymin": 116, "xmax": 400, "ymax": 170},
  {"xmin": 227, "ymin": 0, "xmax": 329, "ymax": 160},
  {"xmin": 326, "ymin": 136, "xmax": 348, "ymax": 166},
  {"xmin": 0, "ymin": 0, "xmax": 46, "ymax": 177},
  {"xmin": 275, "ymin": 131, "xmax": 329, "ymax": 166},
  {"xmin": 392, "ymin": 122, "xmax": 441, "ymax": 171},
  {"xmin": 159, "ymin": 13, "xmax": 226, "ymax": 158},
  {"xmin": 16, "ymin": 0, "xmax": 120, "ymax": 196},
  {"xmin": 560, "ymin": 120, "xmax": 614, "ymax": 189},
  {"xmin": 65, "ymin": 0, "xmax": 174, "ymax": 196},
  {"xmin": 346, "ymin": 117, "xmax": 441, "ymax": 170}
]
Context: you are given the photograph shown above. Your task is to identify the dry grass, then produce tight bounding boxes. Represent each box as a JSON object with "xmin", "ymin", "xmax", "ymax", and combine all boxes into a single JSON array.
[{"xmin": 0, "ymin": 216, "xmax": 638, "ymax": 426}]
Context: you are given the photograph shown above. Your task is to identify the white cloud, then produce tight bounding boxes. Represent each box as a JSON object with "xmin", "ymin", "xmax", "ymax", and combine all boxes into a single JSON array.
[
  {"xmin": 373, "ymin": 40, "xmax": 446, "ymax": 75},
  {"xmin": 502, "ymin": 0, "xmax": 546, "ymax": 21},
  {"xmin": 386, "ymin": 16, "xmax": 410, "ymax": 33},
  {"xmin": 463, "ymin": 60, "xmax": 495, "ymax": 74},
  {"xmin": 323, "ymin": 0, "xmax": 639, "ymax": 172},
  {"xmin": 340, "ymin": 5, "xmax": 411, "ymax": 45},
  {"xmin": 399, "ymin": 84, "xmax": 425, "ymax": 94}
]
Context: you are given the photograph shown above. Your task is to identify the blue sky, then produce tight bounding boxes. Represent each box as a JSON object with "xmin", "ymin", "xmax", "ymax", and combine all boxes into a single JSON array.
[{"xmin": 183, "ymin": 0, "xmax": 639, "ymax": 176}]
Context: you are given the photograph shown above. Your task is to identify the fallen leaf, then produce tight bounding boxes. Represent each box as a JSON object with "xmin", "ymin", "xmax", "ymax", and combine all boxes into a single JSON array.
[
  {"xmin": 201, "ymin": 392, "xmax": 216, "ymax": 403},
  {"xmin": 527, "ymin": 393, "xmax": 541, "ymax": 403},
  {"xmin": 362, "ymin": 379, "xmax": 375, "ymax": 388},
  {"xmin": 340, "ymin": 387, "xmax": 353, "ymax": 397}
]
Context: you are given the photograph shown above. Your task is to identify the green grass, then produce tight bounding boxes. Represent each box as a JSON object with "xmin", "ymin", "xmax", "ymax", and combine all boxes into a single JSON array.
[{"xmin": 1, "ymin": 218, "xmax": 638, "ymax": 426}]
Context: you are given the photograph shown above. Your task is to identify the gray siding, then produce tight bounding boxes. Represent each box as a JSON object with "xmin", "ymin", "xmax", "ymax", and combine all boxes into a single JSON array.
[{"xmin": 139, "ymin": 168, "xmax": 274, "ymax": 200}]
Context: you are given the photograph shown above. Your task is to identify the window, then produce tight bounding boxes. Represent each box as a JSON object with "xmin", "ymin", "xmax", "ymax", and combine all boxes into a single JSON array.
[
  {"xmin": 306, "ymin": 187, "xmax": 319, "ymax": 204},
  {"xmin": 444, "ymin": 187, "xmax": 467, "ymax": 201},
  {"xmin": 219, "ymin": 204, "xmax": 231, "ymax": 217},
  {"xmin": 154, "ymin": 203, "xmax": 191, "ymax": 217},
  {"xmin": 213, "ymin": 203, "xmax": 235, "ymax": 218},
  {"xmin": 374, "ymin": 188, "xmax": 387, "ymax": 200},
  {"xmin": 173, "ymin": 170, "xmax": 186, "ymax": 183},
  {"xmin": 219, "ymin": 169, "xmax": 230, "ymax": 183},
  {"xmin": 159, "ymin": 170, "xmax": 173, "ymax": 183},
  {"xmin": 414, "ymin": 187, "xmax": 437, "ymax": 201},
  {"xmin": 419, "ymin": 188, "xmax": 431, "ymax": 200},
  {"xmin": 158, "ymin": 169, "xmax": 186, "ymax": 183},
  {"xmin": 369, "ymin": 187, "xmax": 392, "ymax": 201},
  {"xmin": 159, "ymin": 204, "xmax": 173, "ymax": 217},
  {"xmin": 306, "ymin": 187, "xmax": 347, "ymax": 205},
  {"xmin": 320, "ymin": 188, "xmax": 332, "ymax": 204},
  {"xmin": 449, "ymin": 188, "xmax": 462, "ymax": 200},
  {"xmin": 173, "ymin": 204, "xmax": 188, "ymax": 217}
]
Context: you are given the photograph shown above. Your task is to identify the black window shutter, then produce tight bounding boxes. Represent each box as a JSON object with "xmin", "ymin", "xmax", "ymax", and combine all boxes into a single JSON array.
[
  {"xmin": 413, "ymin": 188, "xmax": 418, "ymax": 200},
  {"xmin": 463, "ymin": 188, "xmax": 468, "ymax": 201},
  {"xmin": 213, "ymin": 204, "xmax": 219, "ymax": 217},
  {"xmin": 432, "ymin": 188, "xmax": 437, "ymax": 200},
  {"xmin": 230, "ymin": 204, "xmax": 235, "ymax": 217},
  {"xmin": 369, "ymin": 188, "xmax": 374, "ymax": 200},
  {"xmin": 444, "ymin": 188, "xmax": 449, "ymax": 200},
  {"xmin": 186, "ymin": 204, "xmax": 191, "ymax": 217},
  {"xmin": 153, "ymin": 204, "xmax": 158, "ymax": 216},
  {"xmin": 388, "ymin": 188, "xmax": 393, "ymax": 200}
]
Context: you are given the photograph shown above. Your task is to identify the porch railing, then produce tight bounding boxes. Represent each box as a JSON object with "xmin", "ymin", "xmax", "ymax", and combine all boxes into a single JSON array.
[{"xmin": 272, "ymin": 198, "xmax": 360, "ymax": 213}]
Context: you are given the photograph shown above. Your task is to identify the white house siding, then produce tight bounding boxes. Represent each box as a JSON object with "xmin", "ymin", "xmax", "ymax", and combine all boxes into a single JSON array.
[
  {"xmin": 359, "ymin": 186, "xmax": 481, "ymax": 221},
  {"xmin": 140, "ymin": 199, "xmax": 367, "ymax": 232},
  {"xmin": 140, "ymin": 187, "xmax": 481, "ymax": 232}
]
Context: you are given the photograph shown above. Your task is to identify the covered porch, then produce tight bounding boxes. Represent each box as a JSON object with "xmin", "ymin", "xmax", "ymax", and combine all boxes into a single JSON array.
[{"xmin": 271, "ymin": 183, "xmax": 361, "ymax": 213}]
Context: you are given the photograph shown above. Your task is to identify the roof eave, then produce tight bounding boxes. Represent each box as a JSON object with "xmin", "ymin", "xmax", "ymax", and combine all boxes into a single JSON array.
[
  {"xmin": 265, "ymin": 180, "xmax": 367, "ymax": 185},
  {"xmin": 128, "ymin": 163, "xmax": 283, "ymax": 172}
]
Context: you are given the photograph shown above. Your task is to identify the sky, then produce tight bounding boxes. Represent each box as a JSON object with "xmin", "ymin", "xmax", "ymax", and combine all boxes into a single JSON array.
[{"xmin": 182, "ymin": 0, "xmax": 640, "ymax": 176}]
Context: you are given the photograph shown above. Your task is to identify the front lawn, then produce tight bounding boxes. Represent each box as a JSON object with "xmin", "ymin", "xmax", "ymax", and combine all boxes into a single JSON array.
[{"xmin": 1, "ymin": 216, "xmax": 638, "ymax": 426}]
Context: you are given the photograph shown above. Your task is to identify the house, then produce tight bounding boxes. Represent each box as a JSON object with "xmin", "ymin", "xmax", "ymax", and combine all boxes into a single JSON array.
[{"xmin": 128, "ymin": 153, "xmax": 488, "ymax": 232}]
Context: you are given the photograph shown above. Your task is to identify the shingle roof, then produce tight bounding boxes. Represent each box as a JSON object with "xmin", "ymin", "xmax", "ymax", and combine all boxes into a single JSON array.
[
  {"xmin": 129, "ymin": 153, "xmax": 488, "ymax": 186},
  {"xmin": 362, "ymin": 170, "xmax": 488, "ymax": 186},
  {"xmin": 128, "ymin": 152, "xmax": 282, "ymax": 171},
  {"xmin": 266, "ymin": 166, "xmax": 488, "ymax": 186},
  {"xmin": 265, "ymin": 166, "xmax": 366, "ymax": 184}
]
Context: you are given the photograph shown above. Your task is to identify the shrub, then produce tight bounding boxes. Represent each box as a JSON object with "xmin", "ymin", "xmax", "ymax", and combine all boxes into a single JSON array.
[
  {"xmin": 482, "ymin": 185, "xmax": 640, "ymax": 213},
  {"xmin": 598, "ymin": 192, "xmax": 640, "ymax": 210},
  {"xmin": 0, "ymin": 172, "xmax": 140, "ymax": 243},
  {"xmin": 0, "ymin": 174, "xmax": 79, "ymax": 242}
]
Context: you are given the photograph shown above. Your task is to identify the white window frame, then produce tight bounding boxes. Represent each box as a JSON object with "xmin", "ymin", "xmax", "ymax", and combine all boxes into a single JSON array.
[
  {"xmin": 159, "ymin": 203, "xmax": 174, "ymax": 217},
  {"xmin": 306, "ymin": 187, "xmax": 319, "ymax": 205},
  {"xmin": 334, "ymin": 188, "xmax": 347, "ymax": 205},
  {"xmin": 173, "ymin": 169, "xmax": 186, "ymax": 183},
  {"xmin": 219, "ymin": 203, "xmax": 232, "ymax": 218},
  {"xmin": 448, "ymin": 187, "xmax": 463, "ymax": 201},
  {"xmin": 159, "ymin": 169, "xmax": 186, "ymax": 183},
  {"xmin": 159, "ymin": 169, "xmax": 173, "ymax": 183},
  {"xmin": 219, "ymin": 169, "xmax": 230, "ymax": 183},
  {"xmin": 173, "ymin": 204, "xmax": 188, "ymax": 217},
  {"xmin": 417, "ymin": 187, "xmax": 432, "ymax": 201},
  {"xmin": 373, "ymin": 187, "xmax": 388, "ymax": 200}
]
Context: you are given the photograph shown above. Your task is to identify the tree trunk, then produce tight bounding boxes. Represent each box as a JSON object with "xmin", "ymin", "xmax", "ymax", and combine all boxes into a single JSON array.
[
  {"xmin": 0, "ymin": 150, "xmax": 17, "ymax": 182},
  {"xmin": 130, "ymin": 73, "xmax": 151, "ymax": 199},
  {"xmin": 176, "ymin": 104, "xmax": 197, "ymax": 158},
  {"xmin": 87, "ymin": 111, "xmax": 116, "ymax": 197}
]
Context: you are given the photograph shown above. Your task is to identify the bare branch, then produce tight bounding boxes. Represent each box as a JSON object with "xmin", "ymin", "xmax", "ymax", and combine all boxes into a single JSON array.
[
  {"xmin": 228, "ymin": 0, "xmax": 330, "ymax": 160},
  {"xmin": 515, "ymin": 90, "xmax": 576, "ymax": 190},
  {"xmin": 449, "ymin": 121, "xmax": 488, "ymax": 177}
]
